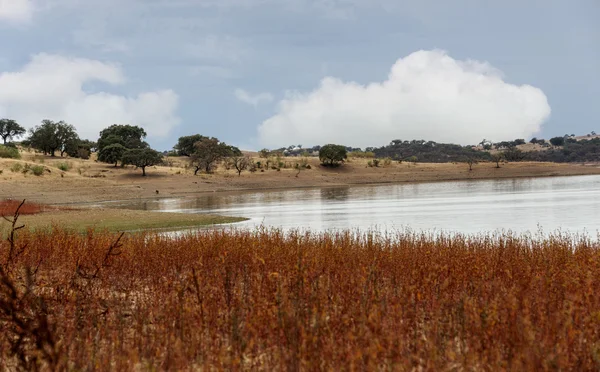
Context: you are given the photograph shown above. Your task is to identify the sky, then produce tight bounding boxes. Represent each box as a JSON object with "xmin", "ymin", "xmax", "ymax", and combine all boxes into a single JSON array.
[{"xmin": 0, "ymin": 0, "xmax": 598, "ymax": 151}]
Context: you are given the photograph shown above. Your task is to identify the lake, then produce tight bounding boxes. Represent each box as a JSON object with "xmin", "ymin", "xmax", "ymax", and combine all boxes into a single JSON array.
[{"xmin": 98, "ymin": 175, "xmax": 600, "ymax": 235}]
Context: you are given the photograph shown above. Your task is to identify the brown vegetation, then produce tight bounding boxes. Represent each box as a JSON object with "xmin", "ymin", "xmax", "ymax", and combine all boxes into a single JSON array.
[
  {"xmin": 1, "ymin": 205, "xmax": 600, "ymax": 370},
  {"xmin": 0, "ymin": 199, "xmax": 45, "ymax": 216}
]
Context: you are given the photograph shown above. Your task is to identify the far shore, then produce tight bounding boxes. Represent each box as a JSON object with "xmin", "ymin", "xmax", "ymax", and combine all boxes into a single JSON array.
[{"xmin": 2, "ymin": 154, "xmax": 600, "ymax": 206}]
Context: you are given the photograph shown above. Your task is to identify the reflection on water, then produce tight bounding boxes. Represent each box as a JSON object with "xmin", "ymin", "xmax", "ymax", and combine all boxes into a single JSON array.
[{"xmin": 100, "ymin": 175, "xmax": 600, "ymax": 234}]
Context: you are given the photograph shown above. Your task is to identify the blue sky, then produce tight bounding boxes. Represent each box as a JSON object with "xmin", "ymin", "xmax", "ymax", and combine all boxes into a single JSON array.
[{"xmin": 0, "ymin": 0, "xmax": 598, "ymax": 150}]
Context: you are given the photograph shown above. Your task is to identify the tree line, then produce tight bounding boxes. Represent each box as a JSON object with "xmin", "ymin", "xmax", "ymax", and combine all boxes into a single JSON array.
[{"xmin": 3, "ymin": 117, "xmax": 599, "ymax": 176}]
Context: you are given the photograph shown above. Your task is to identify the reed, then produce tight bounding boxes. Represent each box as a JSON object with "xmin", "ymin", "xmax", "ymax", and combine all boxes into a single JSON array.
[{"xmin": 1, "ymin": 206, "xmax": 599, "ymax": 370}]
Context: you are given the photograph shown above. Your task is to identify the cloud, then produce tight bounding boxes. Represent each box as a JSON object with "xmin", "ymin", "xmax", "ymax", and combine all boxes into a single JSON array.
[
  {"xmin": 0, "ymin": 53, "xmax": 179, "ymax": 140},
  {"xmin": 0, "ymin": 0, "xmax": 34, "ymax": 22},
  {"xmin": 234, "ymin": 88, "xmax": 274, "ymax": 107},
  {"xmin": 258, "ymin": 50, "xmax": 551, "ymax": 148}
]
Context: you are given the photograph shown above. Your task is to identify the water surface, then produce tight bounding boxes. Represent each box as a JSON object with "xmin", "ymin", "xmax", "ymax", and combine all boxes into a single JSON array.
[{"xmin": 102, "ymin": 175, "xmax": 600, "ymax": 235}]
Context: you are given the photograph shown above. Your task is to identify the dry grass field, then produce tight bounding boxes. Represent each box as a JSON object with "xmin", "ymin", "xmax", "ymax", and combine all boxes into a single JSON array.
[{"xmin": 1, "ymin": 217, "xmax": 599, "ymax": 370}]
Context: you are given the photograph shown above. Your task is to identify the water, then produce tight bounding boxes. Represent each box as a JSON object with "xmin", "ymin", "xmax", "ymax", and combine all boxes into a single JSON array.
[{"xmin": 100, "ymin": 175, "xmax": 600, "ymax": 235}]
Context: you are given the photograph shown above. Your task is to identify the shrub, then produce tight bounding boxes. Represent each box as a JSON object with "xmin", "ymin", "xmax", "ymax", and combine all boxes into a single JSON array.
[
  {"xmin": 10, "ymin": 163, "xmax": 23, "ymax": 173},
  {"xmin": 31, "ymin": 165, "xmax": 45, "ymax": 176},
  {"xmin": 57, "ymin": 162, "xmax": 71, "ymax": 171},
  {"xmin": 383, "ymin": 157, "xmax": 392, "ymax": 167},
  {"xmin": 0, "ymin": 145, "xmax": 20, "ymax": 159}
]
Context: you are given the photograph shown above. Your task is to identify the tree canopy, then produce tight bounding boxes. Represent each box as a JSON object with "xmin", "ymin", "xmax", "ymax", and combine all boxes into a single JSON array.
[
  {"xmin": 174, "ymin": 134, "xmax": 206, "ymax": 156},
  {"xmin": 549, "ymin": 137, "xmax": 565, "ymax": 146},
  {"xmin": 98, "ymin": 124, "xmax": 148, "ymax": 152},
  {"xmin": 28, "ymin": 120, "xmax": 79, "ymax": 157},
  {"xmin": 319, "ymin": 144, "xmax": 348, "ymax": 166},
  {"xmin": 0, "ymin": 119, "xmax": 26, "ymax": 145},
  {"xmin": 122, "ymin": 148, "xmax": 163, "ymax": 176},
  {"xmin": 98, "ymin": 143, "xmax": 127, "ymax": 166},
  {"xmin": 190, "ymin": 137, "xmax": 239, "ymax": 175}
]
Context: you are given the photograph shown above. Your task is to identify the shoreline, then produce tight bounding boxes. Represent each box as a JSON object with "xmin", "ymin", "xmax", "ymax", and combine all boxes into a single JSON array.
[
  {"xmin": 2, "ymin": 157, "xmax": 600, "ymax": 233},
  {"xmin": 51, "ymin": 168, "xmax": 600, "ymax": 207}
]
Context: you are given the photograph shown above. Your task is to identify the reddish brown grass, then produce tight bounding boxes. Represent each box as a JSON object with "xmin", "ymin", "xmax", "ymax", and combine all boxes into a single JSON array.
[
  {"xmin": 0, "ymin": 199, "xmax": 45, "ymax": 216},
  {"xmin": 1, "ymin": 227, "xmax": 600, "ymax": 370}
]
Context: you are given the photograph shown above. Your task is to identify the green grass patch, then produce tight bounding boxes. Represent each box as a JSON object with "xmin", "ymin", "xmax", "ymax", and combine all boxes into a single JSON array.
[
  {"xmin": 6, "ymin": 208, "xmax": 247, "ymax": 234},
  {"xmin": 0, "ymin": 145, "xmax": 20, "ymax": 159}
]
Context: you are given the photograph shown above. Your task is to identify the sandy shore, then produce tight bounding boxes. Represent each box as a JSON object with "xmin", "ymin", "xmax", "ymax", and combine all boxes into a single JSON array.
[{"xmin": 2, "ymin": 154, "xmax": 600, "ymax": 205}]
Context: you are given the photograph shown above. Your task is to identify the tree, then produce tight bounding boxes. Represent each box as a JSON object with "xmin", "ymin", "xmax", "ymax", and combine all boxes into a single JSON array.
[
  {"xmin": 490, "ymin": 152, "xmax": 504, "ymax": 168},
  {"xmin": 0, "ymin": 119, "xmax": 26, "ymax": 144},
  {"xmin": 66, "ymin": 139, "xmax": 97, "ymax": 159},
  {"xmin": 56, "ymin": 123, "xmax": 80, "ymax": 157},
  {"xmin": 190, "ymin": 137, "xmax": 236, "ymax": 175},
  {"xmin": 259, "ymin": 148, "xmax": 271, "ymax": 159},
  {"xmin": 98, "ymin": 124, "xmax": 147, "ymax": 152},
  {"xmin": 122, "ymin": 148, "xmax": 163, "ymax": 176},
  {"xmin": 98, "ymin": 143, "xmax": 127, "ymax": 166},
  {"xmin": 229, "ymin": 156, "xmax": 251, "ymax": 176},
  {"xmin": 319, "ymin": 144, "xmax": 347, "ymax": 166},
  {"xmin": 549, "ymin": 137, "xmax": 565, "ymax": 146},
  {"xmin": 465, "ymin": 157, "xmax": 477, "ymax": 171},
  {"xmin": 29, "ymin": 120, "xmax": 79, "ymax": 157},
  {"xmin": 503, "ymin": 147, "xmax": 525, "ymax": 162},
  {"xmin": 174, "ymin": 134, "xmax": 206, "ymax": 156}
]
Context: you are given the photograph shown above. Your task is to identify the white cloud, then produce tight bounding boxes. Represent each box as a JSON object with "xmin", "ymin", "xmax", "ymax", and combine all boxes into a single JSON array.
[
  {"xmin": 0, "ymin": 0, "xmax": 34, "ymax": 22},
  {"xmin": 234, "ymin": 88, "xmax": 274, "ymax": 107},
  {"xmin": 258, "ymin": 50, "xmax": 551, "ymax": 148},
  {"xmin": 0, "ymin": 53, "xmax": 179, "ymax": 140}
]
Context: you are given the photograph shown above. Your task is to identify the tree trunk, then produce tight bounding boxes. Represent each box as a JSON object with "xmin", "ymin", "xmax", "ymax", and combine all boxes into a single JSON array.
[
  {"xmin": 1, "ymin": 136, "xmax": 6, "ymax": 144},
  {"xmin": 141, "ymin": 166, "xmax": 146, "ymax": 176},
  {"xmin": 194, "ymin": 167, "xmax": 200, "ymax": 176}
]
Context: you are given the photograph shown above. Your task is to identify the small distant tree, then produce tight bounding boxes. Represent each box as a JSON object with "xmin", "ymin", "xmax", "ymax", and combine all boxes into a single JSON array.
[
  {"xmin": 490, "ymin": 152, "xmax": 504, "ymax": 168},
  {"xmin": 513, "ymin": 139, "xmax": 526, "ymax": 145},
  {"xmin": 503, "ymin": 148, "xmax": 525, "ymax": 162},
  {"xmin": 319, "ymin": 144, "xmax": 347, "ymax": 166},
  {"xmin": 229, "ymin": 156, "xmax": 252, "ymax": 176},
  {"xmin": 29, "ymin": 120, "xmax": 79, "ymax": 157},
  {"xmin": 174, "ymin": 134, "xmax": 206, "ymax": 156},
  {"xmin": 66, "ymin": 139, "xmax": 96, "ymax": 159},
  {"xmin": 122, "ymin": 148, "xmax": 163, "ymax": 176},
  {"xmin": 56, "ymin": 123, "xmax": 80, "ymax": 157},
  {"xmin": 465, "ymin": 157, "xmax": 477, "ymax": 171},
  {"xmin": 98, "ymin": 143, "xmax": 127, "ymax": 166},
  {"xmin": 0, "ymin": 119, "xmax": 26, "ymax": 144},
  {"xmin": 549, "ymin": 137, "xmax": 565, "ymax": 146},
  {"xmin": 98, "ymin": 124, "xmax": 147, "ymax": 152},
  {"xmin": 406, "ymin": 156, "xmax": 418, "ymax": 164},
  {"xmin": 190, "ymin": 137, "xmax": 236, "ymax": 175},
  {"xmin": 259, "ymin": 149, "xmax": 271, "ymax": 159}
]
